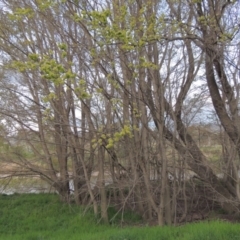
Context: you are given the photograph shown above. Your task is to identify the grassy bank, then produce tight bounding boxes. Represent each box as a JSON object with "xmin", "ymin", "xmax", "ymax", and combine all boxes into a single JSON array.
[{"xmin": 0, "ymin": 194, "xmax": 240, "ymax": 240}]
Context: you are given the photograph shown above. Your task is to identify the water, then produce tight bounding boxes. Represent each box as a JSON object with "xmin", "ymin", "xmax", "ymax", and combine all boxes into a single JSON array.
[
  {"xmin": 1, "ymin": 170, "xmax": 237, "ymax": 195},
  {"xmin": 0, "ymin": 171, "xmax": 113, "ymax": 195},
  {"xmin": 0, "ymin": 175, "xmax": 54, "ymax": 195}
]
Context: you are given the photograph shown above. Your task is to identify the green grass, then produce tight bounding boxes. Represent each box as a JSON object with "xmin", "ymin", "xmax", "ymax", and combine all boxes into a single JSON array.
[{"xmin": 0, "ymin": 193, "xmax": 240, "ymax": 240}]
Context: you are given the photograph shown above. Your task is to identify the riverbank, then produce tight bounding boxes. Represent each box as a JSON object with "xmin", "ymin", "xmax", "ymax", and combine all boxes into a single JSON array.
[{"xmin": 0, "ymin": 193, "xmax": 240, "ymax": 240}]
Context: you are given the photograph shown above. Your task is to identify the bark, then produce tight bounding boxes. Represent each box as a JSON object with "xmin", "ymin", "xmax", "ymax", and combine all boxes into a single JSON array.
[{"xmin": 98, "ymin": 147, "xmax": 108, "ymax": 223}]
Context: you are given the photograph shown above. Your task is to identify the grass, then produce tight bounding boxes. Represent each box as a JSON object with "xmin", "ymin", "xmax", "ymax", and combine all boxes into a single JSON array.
[{"xmin": 0, "ymin": 193, "xmax": 240, "ymax": 240}]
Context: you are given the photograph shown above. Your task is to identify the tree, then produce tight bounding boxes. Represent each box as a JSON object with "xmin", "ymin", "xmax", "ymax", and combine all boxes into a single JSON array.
[{"xmin": 0, "ymin": 0, "xmax": 239, "ymax": 225}]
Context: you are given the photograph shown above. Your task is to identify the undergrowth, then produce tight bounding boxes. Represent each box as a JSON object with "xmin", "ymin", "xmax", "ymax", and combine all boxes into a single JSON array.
[{"xmin": 0, "ymin": 193, "xmax": 240, "ymax": 240}]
